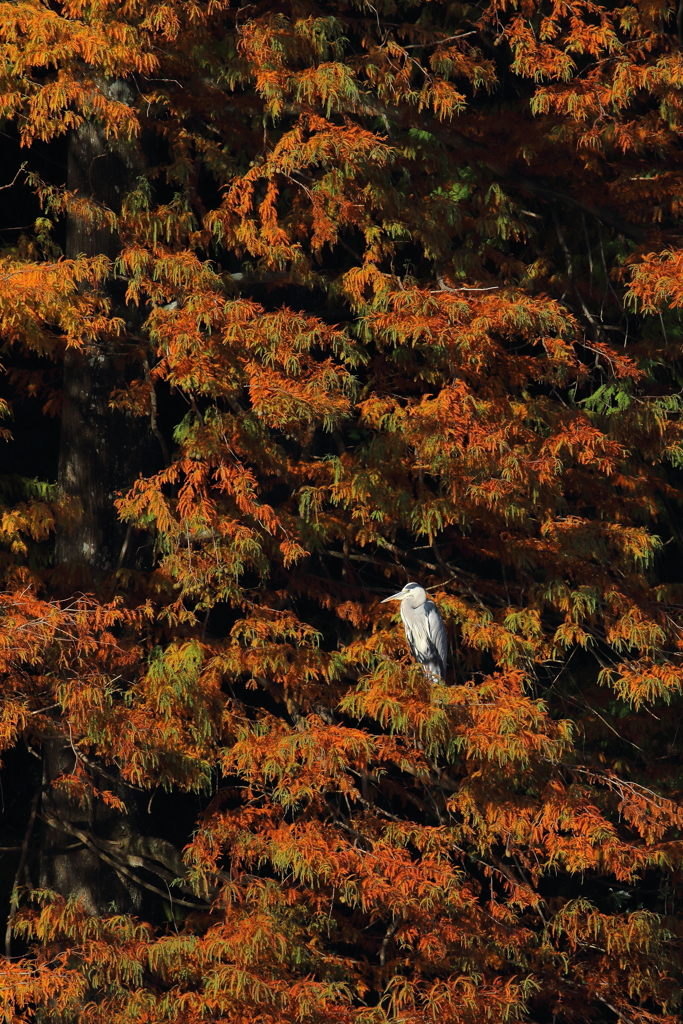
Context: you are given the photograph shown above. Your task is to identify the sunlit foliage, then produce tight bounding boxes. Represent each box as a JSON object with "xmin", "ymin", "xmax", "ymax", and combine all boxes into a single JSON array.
[{"xmin": 0, "ymin": 1, "xmax": 682, "ymax": 1022}]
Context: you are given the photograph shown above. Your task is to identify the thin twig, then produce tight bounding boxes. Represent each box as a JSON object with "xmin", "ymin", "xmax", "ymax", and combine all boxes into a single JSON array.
[
  {"xmin": 582, "ymin": 212, "xmax": 594, "ymax": 289},
  {"xmin": 0, "ymin": 164, "xmax": 26, "ymax": 191},
  {"xmin": 434, "ymin": 275, "xmax": 500, "ymax": 293},
  {"xmin": 116, "ymin": 523, "xmax": 133, "ymax": 571},
  {"xmin": 402, "ymin": 31, "xmax": 477, "ymax": 49},
  {"xmin": 142, "ymin": 355, "xmax": 171, "ymax": 467},
  {"xmin": 5, "ymin": 788, "xmax": 40, "ymax": 957},
  {"xmin": 552, "ymin": 205, "xmax": 599, "ymax": 333}
]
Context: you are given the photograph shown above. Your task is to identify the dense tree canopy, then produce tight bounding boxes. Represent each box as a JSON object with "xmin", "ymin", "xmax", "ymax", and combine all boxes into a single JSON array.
[{"xmin": 1, "ymin": 1, "xmax": 683, "ymax": 1022}]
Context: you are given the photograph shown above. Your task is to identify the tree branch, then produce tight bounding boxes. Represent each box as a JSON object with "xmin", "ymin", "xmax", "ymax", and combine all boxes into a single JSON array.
[
  {"xmin": 41, "ymin": 810, "xmax": 211, "ymax": 911},
  {"xmin": 5, "ymin": 788, "xmax": 40, "ymax": 957}
]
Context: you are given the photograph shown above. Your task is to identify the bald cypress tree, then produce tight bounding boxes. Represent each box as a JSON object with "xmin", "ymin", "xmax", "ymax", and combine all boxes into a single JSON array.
[{"xmin": 0, "ymin": 2, "xmax": 682, "ymax": 1022}]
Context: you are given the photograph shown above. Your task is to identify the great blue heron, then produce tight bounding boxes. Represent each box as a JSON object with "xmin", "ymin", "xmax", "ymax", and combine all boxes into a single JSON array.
[{"xmin": 381, "ymin": 582, "xmax": 447, "ymax": 681}]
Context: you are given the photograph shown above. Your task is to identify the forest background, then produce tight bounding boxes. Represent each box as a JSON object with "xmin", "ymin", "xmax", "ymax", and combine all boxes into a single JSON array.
[{"xmin": 0, "ymin": 1, "xmax": 683, "ymax": 1022}]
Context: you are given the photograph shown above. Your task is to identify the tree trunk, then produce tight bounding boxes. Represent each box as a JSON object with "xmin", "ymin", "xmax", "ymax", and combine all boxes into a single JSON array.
[
  {"xmin": 38, "ymin": 740, "xmax": 143, "ymax": 917},
  {"xmin": 43, "ymin": 85, "xmax": 154, "ymax": 916},
  {"xmin": 55, "ymin": 84, "xmax": 148, "ymax": 576}
]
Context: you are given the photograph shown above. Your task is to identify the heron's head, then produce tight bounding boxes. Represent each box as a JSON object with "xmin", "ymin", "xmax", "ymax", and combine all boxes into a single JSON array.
[{"xmin": 381, "ymin": 582, "xmax": 427, "ymax": 607}]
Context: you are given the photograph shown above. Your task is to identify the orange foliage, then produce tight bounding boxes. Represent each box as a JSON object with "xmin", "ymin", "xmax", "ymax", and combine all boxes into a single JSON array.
[{"xmin": 0, "ymin": 1, "xmax": 682, "ymax": 1023}]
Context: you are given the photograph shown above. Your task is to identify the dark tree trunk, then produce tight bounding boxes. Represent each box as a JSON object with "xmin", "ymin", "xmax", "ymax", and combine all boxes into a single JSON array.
[
  {"xmin": 42, "ymin": 85, "xmax": 156, "ymax": 918},
  {"xmin": 55, "ymin": 85, "xmax": 150, "ymax": 576},
  {"xmin": 56, "ymin": 345, "xmax": 127, "ymax": 573},
  {"xmin": 38, "ymin": 740, "xmax": 143, "ymax": 916}
]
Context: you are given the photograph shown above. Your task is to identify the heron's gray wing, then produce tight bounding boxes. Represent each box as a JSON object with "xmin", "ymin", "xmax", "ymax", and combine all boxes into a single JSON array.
[
  {"xmin": 424, "ymin": 600, "xmax": 447, "ymax": 678},
  {"xmin": 401, "ymin": 606, "xmax": 431, "ymax": 664}
]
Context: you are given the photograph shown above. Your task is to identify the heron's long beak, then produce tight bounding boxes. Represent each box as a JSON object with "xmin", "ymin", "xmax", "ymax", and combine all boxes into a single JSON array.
[{"xmin": 381, "ymin": 590, "xmax": 408, "ymax": 603}]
